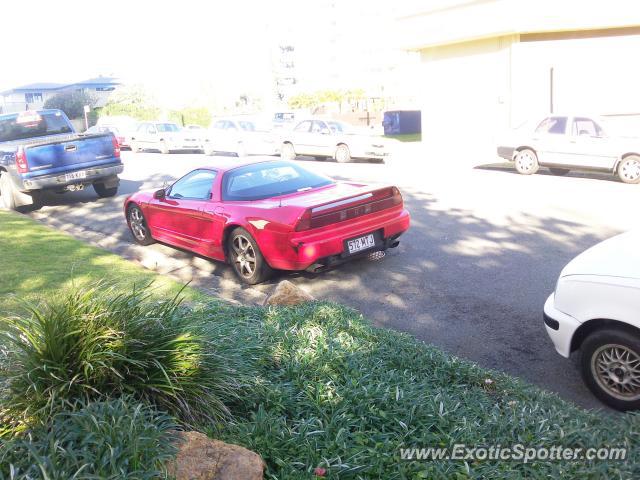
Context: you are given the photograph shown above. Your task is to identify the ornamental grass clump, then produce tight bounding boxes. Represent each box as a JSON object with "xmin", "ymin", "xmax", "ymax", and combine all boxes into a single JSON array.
[{"xmin": 0, "ymin": 284, "xmax": 248, "ymax": 427}]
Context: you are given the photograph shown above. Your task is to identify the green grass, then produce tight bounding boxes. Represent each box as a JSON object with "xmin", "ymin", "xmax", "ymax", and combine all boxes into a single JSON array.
[
  {"xmin": 0, "ymin": 210, "xmax": 202, "ymax": 311},
  {"xmin": 2, "ymin": 211, "xmax": 640, "ymax": 479},
  {"xmin": 384, "ymin": 133, "xmax": 422, "ymax": 142}
]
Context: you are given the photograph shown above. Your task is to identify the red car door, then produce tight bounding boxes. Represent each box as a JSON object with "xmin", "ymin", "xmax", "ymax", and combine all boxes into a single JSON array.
[{"xmin": 145, "ymin": 169, "xmax": 218, "ymax": 250}]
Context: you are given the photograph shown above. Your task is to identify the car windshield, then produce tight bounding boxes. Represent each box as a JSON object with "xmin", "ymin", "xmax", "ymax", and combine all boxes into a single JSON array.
[
  {"xmin": 239, "ymin": 121, "xmax": 256, "ymax": 131},
  {"xmin": 0, "ymin": 111, "xmax": 73, "ymax": 142},
  {"xmin": 156, "ymin": 123, "xmax": 180, "ymax": 132},
  {"xmin": 222, "ymin": 161, "xmax": 333, "ymax": 201}
]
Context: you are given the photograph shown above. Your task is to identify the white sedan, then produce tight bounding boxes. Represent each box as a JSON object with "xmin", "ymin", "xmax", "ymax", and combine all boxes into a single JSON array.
[
  {"xmin": 498, "ymin": 114, "xmax": 640, "ymax": 183},
  {"xmin": 203, "ymin": 118, "xmax": 277, "ymax": 157},
  {"xmin": 280, "ymin": 119, "xmax": 387, "ymax": 163},
  {"xmin": 544, "ymin": 231, "xmax": 640, "ymax": 410}
]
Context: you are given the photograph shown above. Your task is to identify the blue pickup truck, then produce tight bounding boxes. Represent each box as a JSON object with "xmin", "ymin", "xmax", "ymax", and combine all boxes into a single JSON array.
[{"xmin": 0, "ymin": 109, "xmax": 123, "ymax": 210}]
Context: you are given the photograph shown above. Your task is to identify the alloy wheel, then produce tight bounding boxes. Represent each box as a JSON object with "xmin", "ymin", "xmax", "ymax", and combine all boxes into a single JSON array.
[
  {"xmin": 516, "ymin": 151, "xmax": 536, "ymax": 173},
  {"xmin": 591, "ymin": 343, "xmax": 640, "ymax": 401},
  {"xmin": 129, "ymin": 207, "xmax": 147, "ymax": 241},
  {"xmin": 232, "ymin": 234, "xmax": 256, "ymax": 278}
]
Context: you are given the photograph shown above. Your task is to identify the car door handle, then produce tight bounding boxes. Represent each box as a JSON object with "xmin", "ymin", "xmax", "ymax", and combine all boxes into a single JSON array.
[{"xmin": 64, "ymin": 144, "xmax": 77, "ymax": 152}]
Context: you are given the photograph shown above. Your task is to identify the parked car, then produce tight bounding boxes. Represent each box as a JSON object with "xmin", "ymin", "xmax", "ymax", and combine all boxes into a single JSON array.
[
  {"xmin": 204, "ymin": 118, "xmax": 277, "ymax": 156},
  {"xmin": 0, "ymin": 109, "xmax": 122, "ymax": 211},
  {"xmin": 130, "ymin": 121, "xmax": 204, "ymax": 154},
  {"xmin": 95, "ymin": 115, "xmax": 138, "ymax": 150},
  {"xmin": 273, "ymin": 112, "xmax": 296, "ymax": 130},
  {"xmin": 544, "ymin": 231, "xmax": 640, "ymax": 410},
  {"xmin": 497, "ymin": 114, "xmax": 640, "ymax": 183},
  {"xmin": 124, "ymin": 158, "xmax": 410, "ymax": 284},
  {"xmin": 85, "ymin": 125, "xmax": 126, "ymax": 148},
  {"xmin": 280, "ymin": 119, "xmax": 388, "ymax": 163}
]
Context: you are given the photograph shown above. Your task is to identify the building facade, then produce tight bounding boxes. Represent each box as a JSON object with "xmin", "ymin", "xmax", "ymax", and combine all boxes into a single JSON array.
[{"xmin": 397, "ymin": 0, "xmax": 640, "ymax": 160}]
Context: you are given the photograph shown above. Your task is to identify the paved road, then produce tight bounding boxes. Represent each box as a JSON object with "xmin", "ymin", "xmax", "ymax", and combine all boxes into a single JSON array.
[{"xmin": 27, "ymin": 146, "xmax": 640, "ymax": 410}]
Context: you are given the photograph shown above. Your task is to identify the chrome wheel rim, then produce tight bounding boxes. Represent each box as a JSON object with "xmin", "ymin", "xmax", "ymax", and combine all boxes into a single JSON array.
[
  {"xmin": 620, "ymin": 159, "xmax": 640, "ymax": 181},
  {"xmin": 516, "ymin": 151, "xmax": 536, "ymax": 172},
  {"xmin": 591, "ymin": 344, "xmax": 640, "ymax": 401},
  {"xmin": 129, "ymin": 207, "xmax": 147, "ymax": 241},
  {"xmin": 232, "ymin": 234, "xmax": 256, "ymax": 277}
]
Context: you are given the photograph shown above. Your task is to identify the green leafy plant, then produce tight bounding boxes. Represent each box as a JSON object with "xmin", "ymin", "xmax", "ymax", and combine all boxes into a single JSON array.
[
  {"xmin": 43, "ymin": 90, "xmax": 96, "ymax": 120},
  {"xmin": 0, "ymin": 397, "xmax": 177, "ymax": 480},
  {"xmin": 0, "ymin": 284, "xmax": 251, "ymax": 426}
]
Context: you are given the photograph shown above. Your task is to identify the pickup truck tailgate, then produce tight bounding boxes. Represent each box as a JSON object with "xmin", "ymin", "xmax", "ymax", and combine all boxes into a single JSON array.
[{"xmin": 23, "ymin": 134, "xmax": 118, "ymax": 178}]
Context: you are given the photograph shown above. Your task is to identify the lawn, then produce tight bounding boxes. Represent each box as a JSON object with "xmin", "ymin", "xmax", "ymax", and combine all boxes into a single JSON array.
[
  {"xmin": 0, "ymin": 210, "xmax": 202, "ymax": 311},
  {"xmin": 1, "ymin": 210, "xmax": 640, "ymax": 479},
  {"xmin": 384, "ymin": 133, "xmax": 422, "ymax": 142}
]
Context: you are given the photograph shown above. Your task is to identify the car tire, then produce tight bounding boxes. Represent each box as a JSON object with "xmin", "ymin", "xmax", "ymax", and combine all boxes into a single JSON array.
[
  {"xmin": 281, "ymin": 142, "xmax": 296, "ymax": 160},
  {"xmin": 126, "ymin": 203, "xmax": 155, "ymax": 246},
  {"xmin": 335, "ymin": 144, "xmax": 351, "ymax": 163},
  {"xmin": 228, "ymin": 227, "xmax": 273, "ymax": 285},
  {"xmin": 580, "ymin": 328, "xmax": 640, "ymax": 411},
  {"xmin": 0, "ymin": 171, "xmax": 17, "ymax": 210},
  {"xmin": 514, "ymin": 148, "xmax": 539, "ymax": 175},
  {"xmin": 93, "ymin": 182, "xmax": 118, "ymax": 198},
  {"xmin": 617, "ymin": 155, "xmax": 640, "ymax": 184},
  {"xmin": 160, "ymin": 142, "xmax": 170, "ymax": 155},
  {"xmin": 131, "ymin": 141, "xmax": 141, "ymax": 153},
  {"xmin": 549, "ymin": 167, "xmax": 570, "ymax": 176}
]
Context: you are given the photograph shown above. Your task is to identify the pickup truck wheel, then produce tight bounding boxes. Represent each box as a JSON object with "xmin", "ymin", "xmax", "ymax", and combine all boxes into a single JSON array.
[
  {"xmin": 127, "ymin": 204, "xmax": 155, "ymax": 245},
  {"xmin": 281, "ymin": 143, "xmax": 296, "ymax": 160},
  {"xmin": 94, "ymin": 182, "xmax": 118, "ymax": 198},
  {"xmin": 335, "ymin": 144, "xmax": 351, "ymax": 163},
  {"xmin": 228, "ymin": 228, "xmax": 273, "ymax": 285},
  {"xmin": 549, "ymin": 168, "xmax": 570, "ymax": 176},
  {"xmin": 0, "ymin": 171, "xmax": 17, "ymax": 210},
  {"xmin": 617, "ymin": 156, "xmax": 640, "ymax": 184},
  {"xmin": 580, "ymin": 328, "xmax": 640, "ymax": 410},
  {"xmin": 514, "ymin": 148, "xmax": 539, "ymax": 175}
]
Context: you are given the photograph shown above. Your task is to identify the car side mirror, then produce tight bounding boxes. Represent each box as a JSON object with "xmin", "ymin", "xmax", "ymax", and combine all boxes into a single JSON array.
[{"xmin": 153, "ymin": 188, "xmax": 166, "ymax": 200}]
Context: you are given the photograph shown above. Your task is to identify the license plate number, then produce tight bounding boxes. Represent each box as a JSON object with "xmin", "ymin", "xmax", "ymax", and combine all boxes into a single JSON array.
[
  {"xmin": 347, "ymin": 233, "xmax": 375, "ymax": 254},
  {"xmin": 65, "ymin": 171, "xmax": 87, "ymax": 181}
]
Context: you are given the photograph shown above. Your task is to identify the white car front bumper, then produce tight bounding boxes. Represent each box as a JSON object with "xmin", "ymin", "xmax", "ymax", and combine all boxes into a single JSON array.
[{"xmin": 543, "ymin": 293, "xmax": 582, "ymax": 358}]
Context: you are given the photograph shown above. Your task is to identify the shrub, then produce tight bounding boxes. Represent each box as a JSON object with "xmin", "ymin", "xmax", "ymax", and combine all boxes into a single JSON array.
[
  {"xmin": 43, "ymin": 91, "xmax": 95, "ymax": 120},
  {"xmin": 0, "ymin": 397, "xmax": 177, "ymax": 480},
  {"xmin": 0, "ymin": 284, "xmax": 253, "ymax": 427}
]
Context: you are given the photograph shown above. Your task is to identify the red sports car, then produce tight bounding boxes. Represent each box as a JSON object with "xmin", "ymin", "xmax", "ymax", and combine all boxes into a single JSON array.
[{"xmin": 124, "ymin": 158, "xmax": 410, "ymax": 284}]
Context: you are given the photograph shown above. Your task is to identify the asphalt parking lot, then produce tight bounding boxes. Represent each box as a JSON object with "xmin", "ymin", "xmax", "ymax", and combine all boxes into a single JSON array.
[{"xmin": 26, "ymin": 146, "xmax": 640, "ymax": 410}]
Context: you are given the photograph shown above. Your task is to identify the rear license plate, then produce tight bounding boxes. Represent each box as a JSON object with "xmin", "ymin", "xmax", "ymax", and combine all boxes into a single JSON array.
[
  {"xmin": 65, "ymin": 171, "xmax": 87, "ymax": 181},
  {"xmin": 347, "ymin": 233, "xmax": 375, "ymax": 254}
]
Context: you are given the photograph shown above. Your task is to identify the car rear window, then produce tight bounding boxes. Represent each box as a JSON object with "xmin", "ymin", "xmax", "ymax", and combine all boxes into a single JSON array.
[
  {"xmin": 0, "ymin": 111, "xmax": 73, "ymax": 142},
  {"xmin": 222, "ymin": 161, "xmax": 333, "ymax": 201},
  {"xmin": 156, "ymin": 123, "xmax": 180, "ymax": 132}
]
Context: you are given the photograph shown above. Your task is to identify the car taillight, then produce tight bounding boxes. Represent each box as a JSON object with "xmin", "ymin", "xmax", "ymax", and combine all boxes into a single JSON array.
[
  {"xmin": 15, "ymin": 147, "xmax": 29, "ymax": 173},
  {"xmin": 112, "ymin": 135, "xmax": 121, "ymax": 158},
  {"xmin": 295, "ymin": 209, "xmax": 312, "ymax": 231},
  {"xmin": 391, "ymin": 186, "xmax": 403, "ymax": 205}
]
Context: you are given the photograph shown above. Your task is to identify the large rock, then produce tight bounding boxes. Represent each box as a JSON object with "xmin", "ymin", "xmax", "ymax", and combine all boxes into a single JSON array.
[
  {"xmin": 264, "ymin": 280, "xmax": 315, "ymax": 306},
  {"xmin": 167, "ymin": 431, "xmax": 264, "ymax": 480}
]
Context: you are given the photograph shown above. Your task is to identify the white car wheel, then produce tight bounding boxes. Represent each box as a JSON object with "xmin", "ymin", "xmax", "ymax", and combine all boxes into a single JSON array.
[
  {"xmin": 514, "ymin": 148, "xmax": 539, "ymax": 175},
  {"xmin": 335, "ymin": 144, "xmax": 351, "ymax": 163},
  {"xmin": 617, "ymin": 155, "xmax": 640, "ymax": 184},
  {"xmin": 281, "ymin": 143, "xmax": 296, "ymax": 160}
]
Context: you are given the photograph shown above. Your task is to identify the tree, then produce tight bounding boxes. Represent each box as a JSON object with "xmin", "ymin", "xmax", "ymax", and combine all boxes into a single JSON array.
[
  {"xmin": 99, "ymin": 84, "xmax": 161, "ymax": 121},
  {"xmin": 44, "ymin": 90, "xmax": 95, "ymax": 119}
]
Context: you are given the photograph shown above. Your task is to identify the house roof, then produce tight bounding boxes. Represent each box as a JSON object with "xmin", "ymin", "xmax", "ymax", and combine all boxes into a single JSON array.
[
  {"xmin": 1, "ymin": 82, "xmax": 66, "ymax": 95},
  {"xmin": 71, "ymin": 76, "xmax": 121, "ymax": 87}
]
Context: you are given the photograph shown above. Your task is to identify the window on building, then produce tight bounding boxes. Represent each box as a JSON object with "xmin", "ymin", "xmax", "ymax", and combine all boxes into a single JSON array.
[{"xmin": 24, "ymin": 93, "xmax": 43, "ymax": 104}]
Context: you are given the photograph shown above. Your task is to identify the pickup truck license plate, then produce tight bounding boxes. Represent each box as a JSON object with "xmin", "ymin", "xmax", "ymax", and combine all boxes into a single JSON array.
[
  {"xmin": 347, "ymin": 233, "xmax": 375, "ymax": 254},
  {"xmin": 65, "ymin": 171, "xmax": 87, "ymax": 181}
]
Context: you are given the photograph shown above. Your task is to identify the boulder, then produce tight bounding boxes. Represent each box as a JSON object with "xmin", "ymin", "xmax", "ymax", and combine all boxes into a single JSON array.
[
  {"xmin": 264, "ymin": 280, "xmax": 315, "ymax": 306},
  {"xmin": 167, "ymin": 431, "xmax": 264, "ymax": 480}
]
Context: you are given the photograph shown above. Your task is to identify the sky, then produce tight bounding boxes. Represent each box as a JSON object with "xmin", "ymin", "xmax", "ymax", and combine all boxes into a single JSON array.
[{"xmin": 1, "ymin": 0, "xmax": 413, "ymax": 109}]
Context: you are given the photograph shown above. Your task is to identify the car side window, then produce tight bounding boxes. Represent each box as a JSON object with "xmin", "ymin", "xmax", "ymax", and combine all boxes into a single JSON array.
[
  {"xmin": 213, "ymin": 120, "xmax": 226, "ymax": 129},
  {"xmin": 294, "ymin": 121, "xmax": 311, "ymax": 132},
  {"xmin": 137, "ymin": 123, "xmax": 148, "ymax": 132},
  {"xmin": 572, "ymin": 117, "xmax": 603, "ymax": 137},
  {"xmin": 311, "ymin": 121, "xmax": 328, "ymax": 133},
  {"xmin": 535, "ymin": 117, "xmax": 567, "ymax": 135},
  {"xmin": 147, "ymin": 124, "xmax": 157, "ymax": 134},
  {"xmin": 226, "ymin": 121, "xmax": 238, "ymax": 131},
  {"xmin": 168, "ymin": 169, "xmax": 217, "ymax": 200}
]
